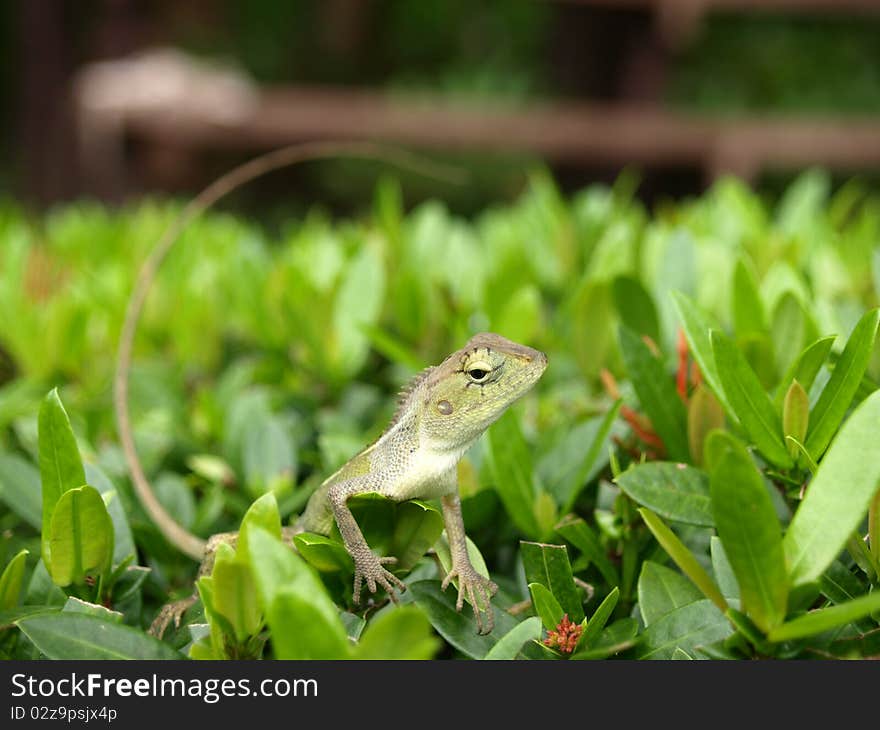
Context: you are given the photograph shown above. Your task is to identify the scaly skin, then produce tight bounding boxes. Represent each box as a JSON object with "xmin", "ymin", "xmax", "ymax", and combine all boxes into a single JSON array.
[{"xmin": 151, "ymin": 332, "xmax": 547, "ymax": 637}]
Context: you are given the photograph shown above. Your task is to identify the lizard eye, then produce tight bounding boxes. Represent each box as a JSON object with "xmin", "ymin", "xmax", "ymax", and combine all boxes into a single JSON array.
[{"xmin": 466, "ymin": 362, "xmax": 492, "ymax": 383}]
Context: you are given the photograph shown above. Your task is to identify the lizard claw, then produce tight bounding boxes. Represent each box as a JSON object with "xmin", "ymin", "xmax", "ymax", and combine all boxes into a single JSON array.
[
  {"xmin": 352, "ymin": 553, "xmax": 406, "ymax": 606},
  {"xmin": 149, "ymin": 595, "xmax": 199, "ymax": 638},
  {"xmin": 442, "ymin": 567, "xmax": 498, "ymax": 635}
]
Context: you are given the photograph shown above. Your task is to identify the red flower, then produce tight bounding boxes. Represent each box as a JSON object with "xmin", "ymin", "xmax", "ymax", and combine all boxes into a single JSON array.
[{"xmin": 543, "ymin": 614, "xmax": 583, "ymax": 655}]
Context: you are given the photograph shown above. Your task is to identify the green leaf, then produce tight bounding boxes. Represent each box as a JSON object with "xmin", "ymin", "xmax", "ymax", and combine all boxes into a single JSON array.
[
  {"xmin": 635, "ymin": 599, "xmax": 733, "ymax": 659},
  {"xmin": 16, "ymin": 613, "xmax": 183, "ymax": 659},
  {"xmin": 637, "ymin": 561, "xmax": 704, "ymax": 626},
  {"xmin": 618, "ymin": 325, "xmax": 689, "ymax": 462},
  {"xmin": 541, "ymin": 402, "xmax": 621, "ymax": 512},
  {"xmin": 47, "ymin": 485, "xmax": 114, "ymax": 587},
  {"xmin": 434, "ymin": 532, "xmax": 490, "ymax": 601},
  {"xmin": 774, "ymin": 335, "xmax": 836, "ymax": 409},
  {"xmin": 0, "ymin": 453, "xmax": 41, "ymax": 529},
  {"xmin": 484, "ymin": 616, "xmax": 542, "ymax": 660},
  {"xmin": 768, "ymin": 591, "xmax": 880, "ymax": 643},
  {"xmin": 782, "ymin": 381, "xmax": 809, "ymax": 460},
  {"xmin": 211, "ymin": 546, "xmax": 262, "ymax": 642},
  {"xmin": 237, "ymin": 493, "xmax": 281, "ymax": 565},
  {"xmin": 732, "ymin": 258, "xmax": 767, "ymax": 336},
  {"xmin": 62, "ymin": 597, "xmax": 123, "ymax": 622},
  {"xmin": 242, "ymin": 413, "xmax": 295, "ymax": 496},
  {"xmin": 579, "ymin": 586, "xmax": 619, "ymax": 648},
  {"xmin": 616, "ymin": 462, "xmax": 713, "ymax": 527},
  {"xmin": 520, "ymin": 541, "xmax": 584, "ymax": 622},
  {"xmin": 246, "ymin": 527, "xmax": 342, "ymax": 637},
  {"xmin": 39, "ymin": 388, "xmax": 87, "ymax": 566},
  {"xmin": 638, "ymin": 508, "xmax": 727, "ymax": 612},
  {"xmin": 612, "ymin": 275, "xmax": 660, "ymax": 343},
  {"xmin": 570, "ymin": 617, "xmax": 638, "ymax": 660},
  {"xmin": 555, "ymin": 516, "xmax": 619, "ymax": 586},
  {"xmin": 333, "ymin": 244, "xmax": 386, "ymax": 377},
  {"xmin": 409, "ymin": 580, "xmax": 523, "ymax": 659},
  {"xmin": 266, "ymin": 589, "xmax": 349, "ymax": 659},
  {"xmin": 805, "ymin": 308, "xmax": 880, "ymax": 461},
  {"xmin": 784, "ymin": 390, "xmax": 880, "ymax": 587},
  {"xmin": 0, "ymin": 549, "xmax": 29, "ymax": 610},
  {"xmin": 710, "ymin": 450, "xmax": 788, "ymax": 633},
  {"xmin": 353, "ymin": 605, "xmax": 439, "ymax": 660},
  {"xmin": 391, "ymin": 499, "xmax": 444, "ymax": 570},
  {"xmin": 293, "ymin": 532, "xmax": 354, "ymax": 572},
  {"xmin": 687, "ymin": 385, "xmax": 725, "ymax": 467},
  {"xmin": 710, "ymin": 329, "xmax": 792, "ymax": 469},
  {"xmin": 528, "ymin": 582, "xmax": 564, "ymax": 631},
  {"xmin": 85, "ymin": 464, "xmax": 135, "ymax": 569},
  {"xmin": 710, "ymin": 537, "xmax": 739, "ymax": 600},
  {"xmin": 671, "ymin": 291, "xmax": 734, "ymax": 417},
  {"xmin": 483, "ymin": 411, "xmax": 540, "ymax": 538}
]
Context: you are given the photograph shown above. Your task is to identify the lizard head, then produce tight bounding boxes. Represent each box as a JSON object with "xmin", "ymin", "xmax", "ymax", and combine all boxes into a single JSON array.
[{"xmin": 420, "ymin": 332, "xmax": 548, "ymax": 450}]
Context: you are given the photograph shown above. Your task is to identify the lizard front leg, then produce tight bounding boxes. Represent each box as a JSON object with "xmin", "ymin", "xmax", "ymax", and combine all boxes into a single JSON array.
[
  {"xmin": 440, "ymin": 492, "xmax": 498, "ymax": 635},
  {"xmin": 328, "ymin": 477, "xmax": 406, "ymax": 605}
]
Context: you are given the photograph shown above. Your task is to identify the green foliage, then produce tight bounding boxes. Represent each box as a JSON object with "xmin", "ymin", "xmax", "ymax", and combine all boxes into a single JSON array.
[{"xmin": 2, "ymin": 169, "xmax": 880, "ymax": 658}]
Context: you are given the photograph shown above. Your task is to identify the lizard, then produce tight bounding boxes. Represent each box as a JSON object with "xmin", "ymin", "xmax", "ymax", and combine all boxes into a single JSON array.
[{"xmin": 113, "ymin": 142, "xmax": 547, "ymax": 637}]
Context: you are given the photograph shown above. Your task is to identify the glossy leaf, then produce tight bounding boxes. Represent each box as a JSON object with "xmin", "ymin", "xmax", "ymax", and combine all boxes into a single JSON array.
[
  {"xmin": 353, "ymin": 605, "xmax": 439, "ymax": 660},
  {"xmin": 616, "ymin": 462, "xmax": 713, "ymax": 527},
  {"xmin": 711, "ymin": 329, "xmax": 792, "ymax": 468},
  {"xmin": 0, "ymin": 549, "xmax": 29, "ymax": 610},
  {"xmin": 483, "ymin": 411, "xmax": 540, "ymax": 538},
  {"xmin": 670, "ymin": 291, "xmax": 733, "ymax": 417},
  {"xmin": 47, "ymin": 485, "xmax": 114, "ymax": 587},
  {"xmin": 237, "ymin": 493, "xmax": 282, "ymax": 565},
  {"xmin": 768, "ymin": 591, "xmax": 880, "ymax": 643},
  {"xmin": 687, "ymin": 385, "xmax": 725, "ymax": 467},
  {"xmin": 528, "ymin": 582, "xmax": 564, "ymax": 631},
  {"xmin": 805, "ymin": 308, "xmax": 880, "ymax": 460},
  {"xmin": 782, "ymin": 380, "xmax": 809, "ymax": 459},
  {"xmin": 555, "ymin": 516, "xmax": 619, "ymax": 586},
  {"xmin": 267, "ymin": 589, "xmax": 349, "ymax": 659},
  {"xmin": 38, "ymin": 388, "xmax": 87, "ymax": 565},
  {"xmin": 618, "ymin": 325, "xmax": 689, "ymax": 462},
  {"xmin": 710, "ymin": 450, "xmax": 788, "ymax": 632},
  {"xmin": 784, "ymin": 390, "xmax": 880, "ymax": 586},
  {"xmin": 409, "ymin": 580, "xmax": 523, "ymax": 659},
  {"xmin": 774, "ymin": 335, "xmax": 836, "ymax": 409},
  {"xmin": 484, "ymin": 616, "xmax": 542, "ymax": 660},
  {"xmin": 17, "ymin": 613, "xmax": 183, "ymax": 659},
  {"xmin": 710, "ymin": 537, "xmax": 739, "ymax": 600},
  {"xmin": 579, "ymin": 586, "xmax": 619, "ymax": 648},
  {"xmin": 638, "ymin": 508, "xmax": 727, "ymax": 612},
  {"xmin": 211, "ymin": 546, "xmax": 262, "ymax": 642},
  {"xmin": 293, "ymin": 532, "xmax": 354, "ymax": 573},
  {"xmin": 520, "ymin": 541, "xmax": 584, "ymax": 622},
  {"xmin": 637, "ymin": 561, "xmax": 704, "ymax": 626},
  {"xmin": 636, "ymin": 599, "xmax": 733, "ymax": 660}
]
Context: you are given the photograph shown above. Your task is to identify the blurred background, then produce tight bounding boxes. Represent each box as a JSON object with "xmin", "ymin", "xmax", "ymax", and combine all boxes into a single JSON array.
[{"xmin": 5, "ymin": 0, "xmax": 880, "ymax": 214}]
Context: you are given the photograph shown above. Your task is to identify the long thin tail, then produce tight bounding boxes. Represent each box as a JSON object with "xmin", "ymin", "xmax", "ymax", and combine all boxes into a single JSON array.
[{"xmin": 114, "ymin": 141, "xmax": 465, "ymax": 560}]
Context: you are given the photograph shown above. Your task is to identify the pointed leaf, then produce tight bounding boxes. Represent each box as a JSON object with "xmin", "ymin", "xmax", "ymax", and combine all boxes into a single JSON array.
[
  {"xmin": 710, "ymin": 450, "xmax": 788, "ymax": 632},
  {"xmin": 768, "ymin": 591, "xmax": 880, "ymax": 643},
  {"xmin": 579, "ymin": 586, "xmax": 619, "ymax": 648},
  {"xmin": 0, "ymin": 549, "xmax": 29, "ymax": 610},
  {"xmin": 484, "ymin": 616, "xmax": 542, "ymax": 660},
  {"xmin": 637, "ymin": 561, "xmax": 704, "ymax": 626},
  {"xmin": 39, "ymin": 389, "xmax": 86, "ymax": 565},
  {"xmin": 528, "ymin": 582, "xmax": 564, "ymax": 631},
  {"xmin": 638, "ymin": 508, "xmax": 727, "ymax": 612},
  {"xmin": 711, "ymin": 329, "xmax": 792, "ymax": 468},
  {"xmin": 16, "ymin": 613, "xmax": 183, "ymax": 659},
  {"xmin": 616, "ymin": 462, "xmax": 713, "ymax": 527},
  {"xmin": 774, "ymin": 335, "xmax": 836, "ymax": 409},
  {"xmin": 785, "ymin": 390, "xmax": 880, "ymax": 586},
  {"xmin": 47, "ymin": 485, "xmax": 114, "ymax": 587},
  {"xmin": 618, "ymin": 325, "xmax": 689, "ymax": 461},
  {"xmin": 520, "ymin": 541, "xmax": 584, "ymax": 622},
  {"xmin": 805, "ymin": 308, "xmax": 880, "ymax": 460}
]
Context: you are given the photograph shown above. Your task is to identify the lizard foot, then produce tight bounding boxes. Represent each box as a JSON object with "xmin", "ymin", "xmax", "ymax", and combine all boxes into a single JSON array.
[
  {"xmin": 353, "ymin": 554, "xmax": 407, "ymax": 605},
  {"xmin": 442, "ymin": 566, "xmax": 498, "ymax": 635},
  {"xmin": 149, "ymin": 595, "xmax": 199, "ymax": 638}
]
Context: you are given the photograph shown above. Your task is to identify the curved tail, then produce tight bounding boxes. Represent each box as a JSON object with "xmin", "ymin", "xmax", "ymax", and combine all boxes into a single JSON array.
[{"xmin": 114, "ymin": 141, "xmax": 465, "ymax": 560}]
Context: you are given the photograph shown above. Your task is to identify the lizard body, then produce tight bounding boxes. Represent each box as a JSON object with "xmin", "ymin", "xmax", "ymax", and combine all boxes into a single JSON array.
[{"xmin": 115, "ymin": 142, "xmax": 547, "ymax": 637}]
